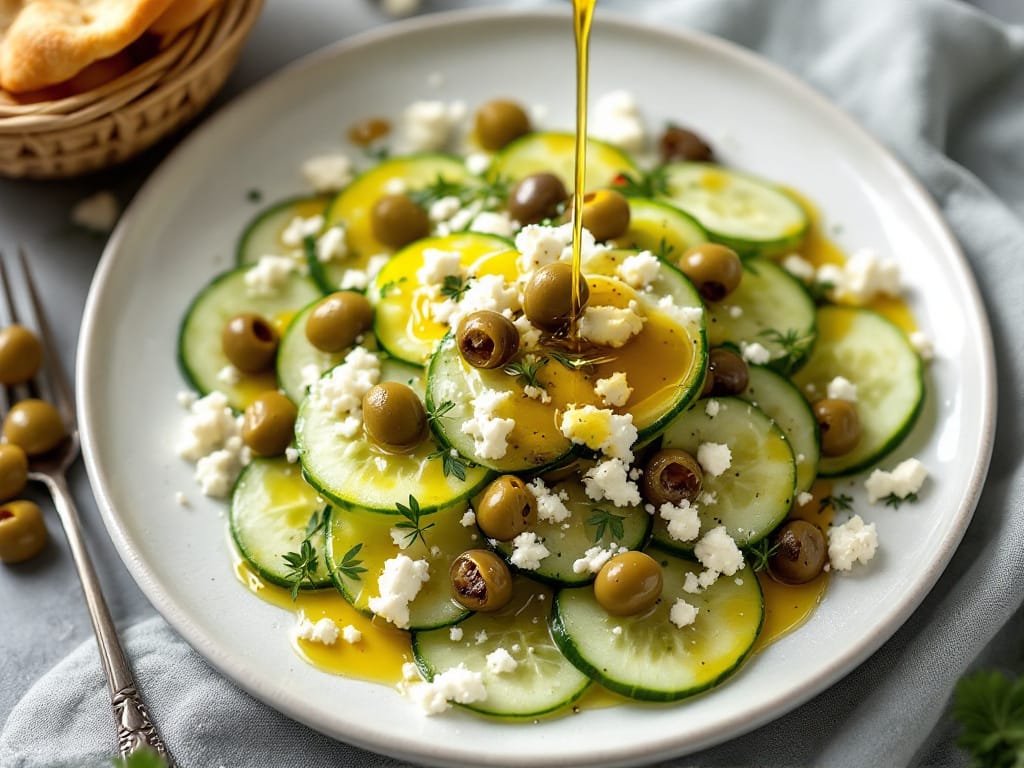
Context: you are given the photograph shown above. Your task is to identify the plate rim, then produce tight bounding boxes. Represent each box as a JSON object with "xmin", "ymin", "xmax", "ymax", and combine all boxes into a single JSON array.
[{"xmin": 77, "ymin": 7, "xmax": 997, "ymax": 766}]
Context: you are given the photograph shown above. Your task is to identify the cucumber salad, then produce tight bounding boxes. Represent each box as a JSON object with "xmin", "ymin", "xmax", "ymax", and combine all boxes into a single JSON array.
[{"xmin": 175, "ymin": 92, "xmax": 931, "ymax": 716}]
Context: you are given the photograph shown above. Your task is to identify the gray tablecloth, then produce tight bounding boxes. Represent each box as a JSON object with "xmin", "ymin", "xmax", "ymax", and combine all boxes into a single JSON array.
[{"xmin": 2, "ymin": 0, "xmax": 1023, "ymax": 766}]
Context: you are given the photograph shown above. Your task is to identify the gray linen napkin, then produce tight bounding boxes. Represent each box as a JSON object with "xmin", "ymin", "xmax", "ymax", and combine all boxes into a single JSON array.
[{"xmin": 4, "ymin": 0, "xmax": 1023, "ymax": 766}]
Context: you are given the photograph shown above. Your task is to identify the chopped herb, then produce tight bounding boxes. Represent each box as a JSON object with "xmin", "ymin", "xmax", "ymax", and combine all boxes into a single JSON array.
[
  {"xmin": 585, "ymin": 509, "xmax": 626, "ymax": 543},
  {"xmin": 395, "ymin": 495, "xmax": 435, "ymax": 548},
  {"xmin": 612, "ymin": 166, "xmax": 669, "ymax": 198},
  {"xmin": 952, "ymin": 669, "xmax": 1024, "ymax": 768},
  {"xmin": 378, "ymin": 275, "xmax": 408, "ymax": 298},
  {"xmin": 246, "ymin": 188, "xmax": 263, "ymax": 203},
  {"xmin": 428, "ymin": 399, "xmax": 456, "ymax": 426},
  {"xmin": 654, "ymin": 236, "xmax": 676, "ymax": 261},
  {"xmin": 882, "ymin": 492, "xmax": 918, "ymax": 509},
  {"xmin": 808, "ymin": 279, "xmax": 834, "ymax": 304},
  {"xmin": 758, "ymin": 327, "xmax": 814, "ymax": 373},
  {"xmin": 282, "ymin": 539, "xmax": 320, "ymax": 601},
  {"xmin": 409, "ymin": 173, "xmax": 511, "ymax": 210},
  {"xmin": 440, "ymin": 274, "xmax": 471, "ymax": 301},
  {"xmin": 819, "ymin": 493, "xmax": 854, "ymax": 514},
  {"xmin": 504, "ymin": 354, "xmax": 549, "ymax": 390},
  {"xmin": 427, "ymin": 448, "xmax": 473, "ymax": 481},
  {"xmin": 332, "ymin": 543, "xmax": 368, "ymax": 582},
  {"xmin": 362, "ymin": 144, "xmax": 391, "ymax": 162},
  {"xmin": 747, "ymin": 538, "xmax": 781, "ymax": 572},
  {"xmin": 548, "ymin": 349, "xmax": 616, "ymax": 370}
]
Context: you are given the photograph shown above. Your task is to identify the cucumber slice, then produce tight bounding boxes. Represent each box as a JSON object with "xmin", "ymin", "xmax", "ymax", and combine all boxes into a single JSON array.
[
  {"xmin": 736, "ymin": 365, "xmax": 819, "ymax": 495},
  {"xmin": 229, "ymin": 458, "xmax": 330, "ymax": 589},
  {"xmin": 488, "ymin": 131, "xmax": 638, "ymax": 192},
  {"xmin": 324, "ymin": 154, "xmax": 471, "ymax": 264},
  {"xmin": 706, "ymin": 257, "xmax": 816, "ymax": 375},
  {"xmin": 325, "ymin": 505, "xmax": 472, "ymax": 630},
  {"xmin": 659, "ymin": 163, "xmax": 808, "ymax": 255},
  {"xmin": 653, "ymin": 397, "xmax": 795, "ymax": 550},
  {"xmin": 620, "ymin": 198, "xmax": 708, "ymax": 258},
  {"xmin": 413, "ymin": 578, "xmax": 591, "ymax": 717},
  {"xmin": 276, "ymin": 298, "xmax": 358, "ymax": 404},
  {"xmin": 178, "ymin": 266, "xmax": 323, "ymax": 411},
  {"xmin": 791, "ymin": 306, "xmax": 924, "ymax": 477},
  {"xmin": 552, "ymin": 549, "xmax": 763, "ymax": 701},
  {"xmin": 492, "ymin": 472, "xmax": 651, "ymax": 587},
  {"xmin": 296, "ymin": 353, "xmax": 491, "ymax": 513},
  {"xmin": 370, "ymin": 233, "xmax": 516, "ymax": 365},
  {"xmin": 236, "ymin": 194, "xmax": 331, "ymax": 266}
]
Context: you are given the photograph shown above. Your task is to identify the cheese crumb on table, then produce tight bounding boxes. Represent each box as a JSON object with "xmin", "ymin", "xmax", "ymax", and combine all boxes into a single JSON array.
[
  {"xmin": 827, "ymin": 515, "xmax": 879, "ymax": 570},
  {"xmin": 864, "ymin": 458, "xmax": 928, "ymax": 503},
  {"xmin": 71, "ymin": 191, "xmax": 120, "ymax": 233},
  {"xmin": 367, "ymin": 555, "xmax": 430, "ymax": 629}
]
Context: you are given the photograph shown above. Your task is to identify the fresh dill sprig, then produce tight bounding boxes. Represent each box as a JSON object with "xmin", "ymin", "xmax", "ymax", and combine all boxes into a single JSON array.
[
  {"xmin": 612, "ymin": 166, "xmax": 670, "ymax": 198},
  {"xmin": 758, "ymin": 327, "xmax": 815, "ymax": 373},
  {"xmin": 395, "ymin": 495, "xmax": 435, "ymax": 548},
  {"xmin": 882, "ymin": 492, "xmax": 918, "ymax": 509},
  {"xmin": 408, "ymin": 173, "xmax": 511, "ymax": 210},
  {"xmin": 747, "ymin": 538, "xmax": 781, "ymax": 572},
  {"xmin": 504, "ymin": 354, "xmax": 549, "ymax": 390},
  {"xmin": 819, "ymin": 493, "xmax": 854, "ymax": 514}
]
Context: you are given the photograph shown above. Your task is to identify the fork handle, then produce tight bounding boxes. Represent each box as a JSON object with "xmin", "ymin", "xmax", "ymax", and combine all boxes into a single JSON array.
[{"xmin": 40, "ymin": 473, "xmax": 174, "ymax": 765}]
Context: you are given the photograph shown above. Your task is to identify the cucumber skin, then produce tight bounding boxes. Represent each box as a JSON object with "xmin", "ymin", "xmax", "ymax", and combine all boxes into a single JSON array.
[{"xmin": 235, "ymin": 193, "xmax": 331, "ymax": 267}]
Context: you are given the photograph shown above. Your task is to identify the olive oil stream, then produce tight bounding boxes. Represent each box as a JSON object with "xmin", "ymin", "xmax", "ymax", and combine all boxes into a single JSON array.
[{"xmin": 569, "ymin": 0, "xmax": 597, "ymax": 334}]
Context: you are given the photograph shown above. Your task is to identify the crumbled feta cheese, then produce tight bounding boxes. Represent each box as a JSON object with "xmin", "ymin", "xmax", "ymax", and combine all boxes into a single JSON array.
[
  {"xmin": 449, "ymin": 626, "xmax": 464, "ymax": 642},
  {"xmin": 826, "ymin": 376, "xmax": 858, "ymax": 402},
  {"xmin": 174, "ymin": 491, "xmax": 188, "ymax": 507},
  {"xmin": 461, "ymin": 388, "xmax": 515, "ymax": 460},
  {"xmin": 594, "ymin": 372, "xmax": 632, "ymax": 407},
  {"xmin": 176, "ymin": 391, "xmax": 238, "ymax": 462},
  {"xmin": 560, "ymin": 405, "xmax": 638, "ymax": 461},
  {"xmin": 71, "ymin": 191, "xmax": 120, "ymax": 233},
  {"xmin": 383, "ymin": 178, "xmax": 407, "ymax": 196},
  {"xmin": 579, "ymin": 302, "xmax": 645, "ymax": 348},
  {"xmin": 611, "ymin": 625, "xmax": 623, "ymax": 636},
  {"xmin": 694, "ymin": 526, "xmax": 744, "ymax": 576},
  {"xmin": 669, "ymin": 599, "xmax": 699, "ymax": 629},
  {"xmin": 281, "ymin": 214, "xmax": 324, "ymax": 248},
  {"xmin": 513, "ymin": 314, "xmax": 542, "ymax": 350},
  {"xmin": 728, "ymin": 305, "xmax": 743, "ymax": 319},
  {"xmin": 390, "ymin": 527, "xmax": 411, "ymax": 549},
  {"xmin": 572, "ymin": 544, "xmax": 626, "ymax": 574},
  {"xmin": 697, "ymin": 442, "xmax": 732, "ymax": 477},
  {"xmin": 339, "ymin": 269, "xmax": 369, "ymax": 291},
  {"xmin": 301, "ymin": 154, "xmax": 353, "ymax": 193},
  {"xmin": 796, "ymin": 491, "xmax": 814, "ymax": 507},
  {"xmin": 740, "ymin": 341, "xmax": 772, "ymax": 366},
  {"xmin": 216, "ymin": 365, "xmax": 241, "ymax": 386},
  {"xmin": 407, "ymin": 664, "xmax": 486, "ymax": 715},
  {"xmin": 509, "ymin": 531, "xmax": 549, "ymax": 571},
  {"xmin": 469, "ymin": 211, "xmax": 516, "ymax": 238},
  {"xmin": 659, "ymin": 500, "xmax": 701, "ymax": 542},
  {"xmin": 284, "ymin": 447, "xmax": 299, "ymax": 465},
  {"xmin": 428, "ymin": 196, "xmax": 462, "ymax": 223},
  {"xmin": 617, "ymin": 251, "xmax": 661, "ymax": 289},
  {"xmin": 864, "ymin": 458, "xmax": 928, "ymax": 503},
  {"xmin": 705, "ymin": 399, "xmax": 721, "ymax": 418},
  {"xmin": 523, "ymin": 384, "xmax": 552, "ymax": 404},
  {"xmin": 416, "ymin": 248, "xmax": 463, "ymax": 286},
  {"xmin": 699, "ymin": 491, "xmax": 717, "ymax": 506},
  {"xmin": 528, "ymin": 477, "xmax": 572, "ymax": 524},
  {"xmin": 485, "ymin": 647, "xmax": 518, "ymax": 675},
  {"xmin": 316, "ymin": 225, "xmax": 348, "ymax": 263},
  {"xmin": 816, "ymin": 249, "xmax": 900, "ymax": 305},
  {"xmin": 682, "ymin": 571, "xmax": 701, "ymax": 594},
  {"xmin": 828, "ymin": 515, "xmax": 878, "ymax": 571},
  {"xmin": 583, "ymin": 458, "xmax": 642, "ymax": 507},
  {"xmin": 367, "ymin": 555, "xmax": 431, "ymax": 629},
  {"xmin": 590, "ymin": 90, "xmax": 646, "ymax": 154},
  {"xmin": 782, "ymin": 254, "xmax": 815, "ymax": 282},
  {"xmin": 176, "ymin": 390, "xmax": 197, "ymax": 408},
  {"xmin": 654, "ymin": 294, "xmax": 704, "ymax": 330},
  {"xmin": 342, "ymin": 625, "xmax": 362, "ymax": 644},
  {"xmin": 310, "ymin": 346, "xmax": 381, "ymax": 422},
  {"xmin": 460, "ymin": 509, "xmax": 477, "ymax": 527},
  {"xmin": 465, "ymin": 152, "xmax": 492, "ymax": 176},
  {"xmin": 245, "ymin": 255, "xmax": 295, "ymax": 297},
  {"xmin": 447, "ymin": 274, "xmax": 520, "ymax": 329},
  {"xmin": 910, "ymin": 331, "xmax": 934, "ymax": 361},
  {"xmin": 402, "ymin": 100, "xmax": 464, "ymax": 152},
  {"xmin": 515, "ymin": 224, "xmax": 568, "ymax": 273},
  {"xmin": 294, "ymin": 616, "xmax": 340, "ymax": 645}
]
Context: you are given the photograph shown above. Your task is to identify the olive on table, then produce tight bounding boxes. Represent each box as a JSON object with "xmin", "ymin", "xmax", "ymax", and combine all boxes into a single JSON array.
[
  {"xmin": 474, "ymin": 99, "xmax": 531, "ymax": 152},
  {"xmin": 3, "ymin": 399, "xmax": 64, "ymax": 456},
  {"xmin": 0, "ymin": 324, "xmax": 42, "ymax": 385},
  {"xmin": 523, "ymin": 262, "xmax": 589, "ymax": 331},
  {"xmin": 702, "ymin": 347, "xmax": 749, "ymax": 397},
  {"xmin": 575, "ymin": 189, "xmax": 631, "ymax": 242},
  {"xmin": 677, "ymin": 243, "xmax": 742, "ymax": 302},
  {"xmin": 594, "ymin": 551, "xmax": 663, "ymax": 617},
  {"xmin": 456, "ymin": 311, "xmax": 519, "ymax": 369},
  {"xmin": 507, "ymin": 173, "xmax": 567, "ymax": 225},
  {"xmin": 362, "ymin": 382, "xmax": 427, "ymax": 454},
  {"xmin": 813, "ymin": 398, "xmax": 862, "ymax": 457},
  {"xmin": 475, "ymin": 475, "xmax": 538, "ymax": 542},
  {"xmin": 450, "ymin": 549, "xmax": 513, "ymax": 612},
  {"xmin": 242, "ymin": 392, "xmax": 297, "ymax": 457},
  {"xmin": 768, "ymin": 520, "xmax": 828, "ymax": 584},
  {"xmin": 0, "ymin": 500, "xmax": 48, "ymax": 564},
  {"xmin": 659, "ymin": 124, "xmax": 714, "ymax": 163},
  {"xmin": 370, "ymin": 194, "xmax": 429, "ymax": 250},
  {"xmin": 642, "ymin": 448, "xmax": 703, "ymax": 507},
  {"xmin": 305, "ymin": 292, "xmax": 374, "ymax": 353},
  {"xmin": 0, "ymin": 444, "xmax": 28, "ymax": 501},
  {"xmin": 221, "ymin": 313, "xmax": 278, "ymax": 374}
]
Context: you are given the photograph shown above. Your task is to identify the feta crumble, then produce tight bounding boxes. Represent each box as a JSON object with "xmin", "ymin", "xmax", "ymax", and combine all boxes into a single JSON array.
[
  {"xmin": 827, "ymin": 515, "xmax": 879, "ymax": 571},
  {"xmin": 528, "ymin": 477, "xmax": 572, "ymax": 524},
  {"xmin": 71, "ymin": 191, "xmax": 120, "ymax": 233},
  {"xmin": 616, "ymin": 251, "xmax": 661, "ymax": 289},
  {"xmin": 342, "ymin": 625, "xmax": 362, "ymax": 645},
  {"xmin": 485, "ymin": 648, "xmax": 518, "ymax": 675},
  {"xmin": 402, "ymin": 100, "xmax": 465, "ymax": 152},
  {"xmin": 301, "ymin": 154, "xmax": 353, "ymax": 193},
  {"xmin": 316, "ymin": 225, "xmax": 348, "ymax": 263},
  {"xmin": 594, "ymin": 371, "xmax": 632, "ymax": 407},
  {"xmin": 417, "ymin": 247, "xmax": 463, "ymax": 286},
  {"xmin": 826, "ymin": 376, "xmax": 858, "ymax": 402},
  {"xmin": 559, "ymin": 405, "xmax": 638, "ymax": 461},
  {"xmin": 509, "ymin": 532, "xmax": 549, "ymax": 571},
  {"xmin": 310, "ymin": 346, "xmax": 381, "ymax": 428},
  {"xmin": 281, "ymin": 214, "xmax": 324, "ymax": 248},
  {"xmin": 449, "ymin": 626, "xmax": 464, "ymax": 642},
  {"xmin": 216, "ymin": 365, "xmax": 241, "ymax": 387},
  {"xmin": 590, "ymin": 90, "xmax": 647, "ymax": 154},
  {"xmin": 461, "ymin": 388, "xmax": 515, "ymax": 460},
  {"xmin": 460, "ymin": 509, "xmax": 477, "ymax": 527},
  {"xmin": 697, "ymin": 442, "xmax": 732, "ymax": 477},
  {"xmin": 583, "ymin": 458, "xmax": 642, "ymax": 507},
  {"xmin": 367, "ymin": 555, "xmax": 431, "ymax": 629},
  {"xmin": 864, "ymin": 458, "xmax": 928, "ymax": 503},
  {"xmin": 579, "ymin": 302, "xmax": 645, "ymax": 348},
  {"xmin": 740, "ymin": 341, "xmax": 772, "ymax": 366},
  {"xmin": 782, "ymin": 254, "xmax": 815, "ymax": 282},
  {"xmin": 705, "ymin": 399, "xmax": 721, "ymax": 418},
  {"xmin": 694, "ymin": 526, "xmax": 744, "ymax": 576},
  {"xmin": 294, "ymin": 616, "xmax": 340, "ymax": 645},
  {"xmin": 244, "ymin": 255, "xmax": 295, "ymax": 297},
  {"xmin": 176, "ymin": 391, "xmax": 249, "ymax": 498},
  {"xmin": 659, "ymin": 500, "xmax": 701, "ymax": 542},
  {"xmin": 796, "ymin": 491, "xmax": 814, "ymax": 507},
  {"xmin": 669, "ymin": 599, "xmax": 699, "ymax": 629},
  {"xmin": 816, "ymin": 248, "xmax": 900, "ymax": 305},
  {"xmin": 407, "ymin": 664, "xmax": 486, "ymax": 715},
  {"xmin": 910, "ymin": 331, "xmax": 934, "ymax": 361}
]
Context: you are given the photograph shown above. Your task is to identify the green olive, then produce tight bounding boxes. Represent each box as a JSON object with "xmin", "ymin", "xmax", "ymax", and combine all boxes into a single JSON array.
[
  {"xmin": 642, "ymin": 448, "xmax": 703, "ymax": 507},
  {"xmin": 450, "ymin": 549, "xmax": 513, "ymax": 611},
  {"xmin": 362, "ymin": 382, "xmax": 427, "ymax": 454},
  {"xmin": 678, "ymin": 243, "xmax": 743, "ymax": 302},
  {"xmin": 576, "ymin": 189, "xmax": 631, "ymax": 242},
  {"xmin": 475, "ymin": 475, "xmax": 538, "ymax": 541},
  {"xmin": 221, "ymin": 313, "xmax": 278, "ymax": 374},
  {"xmin": 507, "ymin": 173, "xmax": 567, "ymax": 225},
  {"xmin": 0, "ymin": 444, "xmax": 28, "ymax": 501},
  {"xmin": 523, "ymin": 262, "xmax": 589, "ymax": 331},
  {"xmin": 594, "ymin": 551, "xmax": 663, "ymax": 616},
  {"xmin": 474, "ymin": 99, "xmax": 531, "ymax": 152},
  {"xmin": 370, "ymin": 194, "xmax": 429, "ymax": 250},
  {"xmin": 702, "ymin": 347, "xmax": 749, "ymax": 397},
  {"xmin": 813, "ymin": 398, "xmax": 862, "ymax": 457},
  {"xmin": 456, "ymin": 311, "xmax": 520, "ymax": 369},
  {"xmin": 0, "ymin": 325, "xmax": 42, "ymax": 385},
  {"xmin": 659, "ymin": 124, "xmax": 714, "ymax": 163},
  {"xmin": 241, "ymin": 392, "xmax": 297, "ymax": 457},
  {"xmin": 768, "ymin": 520, "xmax": 827, "ymax": 584},
  {"xmin": 0, "ymin": 500, "xmax": 48, "ymax": 563},
  {"xmin": 305, "ymin": 292, "xmax": 374, "ymax": 353},
  {"xmin": 3, "ymin": 399, "xmax": 64, "ymax": 456}
]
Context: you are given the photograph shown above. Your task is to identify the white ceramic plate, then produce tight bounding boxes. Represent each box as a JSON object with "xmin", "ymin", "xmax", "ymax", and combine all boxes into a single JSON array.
[{"xmin": 79, "ymin": 9, "xmax": 995, "ymax": 767}]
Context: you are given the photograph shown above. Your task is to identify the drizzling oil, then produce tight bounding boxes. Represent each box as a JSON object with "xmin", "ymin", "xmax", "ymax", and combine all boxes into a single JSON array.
[{"xmin": 569, "ymin": 0, "xmax": 597, "ymax": 339}]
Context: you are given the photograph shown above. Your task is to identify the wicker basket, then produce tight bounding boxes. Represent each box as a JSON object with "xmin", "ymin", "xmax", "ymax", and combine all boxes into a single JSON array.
[{"xmin": 0, "ymin": 0, "xmax": 263, "ymax": 179}]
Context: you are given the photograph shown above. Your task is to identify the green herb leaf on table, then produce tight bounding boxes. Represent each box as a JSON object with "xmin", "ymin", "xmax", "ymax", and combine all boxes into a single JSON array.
[
  {"xmin": 395, "ymin": 494, "xmax": 435, "ymax": 548},
  {"xmin": 586, "ymin": 508, "xmax": 626, "ymax": 543},
  {"xmin": 952, "ymin": 670, "xmax": 1024, "ymax": 768},
  {"xmin": 819, "ymin": 493, "xmax": 854, "ymax": 515},
  {"xmin": 882, "ymin": 492, "xmax": 918, "ymax": 509}
]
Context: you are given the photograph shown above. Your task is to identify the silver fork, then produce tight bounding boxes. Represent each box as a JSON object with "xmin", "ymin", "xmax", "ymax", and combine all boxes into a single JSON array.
[{"xmin": 1, "ymin": 248, "xmax": 173, "ymax": 765}]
